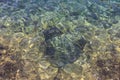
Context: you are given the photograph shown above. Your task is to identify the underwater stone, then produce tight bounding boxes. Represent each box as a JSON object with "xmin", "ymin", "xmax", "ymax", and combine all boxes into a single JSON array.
[{"xmin": 44, "ymin": 34, "xmax": 88, "ymax": 67}]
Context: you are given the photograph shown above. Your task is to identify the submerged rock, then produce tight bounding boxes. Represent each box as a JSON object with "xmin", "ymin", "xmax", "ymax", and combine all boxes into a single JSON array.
[{"xmin": 44, "ymin": 28, "xmax": 88, "ymax": 67}]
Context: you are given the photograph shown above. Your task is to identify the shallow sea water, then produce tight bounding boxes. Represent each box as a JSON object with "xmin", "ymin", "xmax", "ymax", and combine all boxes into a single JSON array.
[{"xmin": 0, "ymin": 0, "xmax": 120, "ymax": 80}]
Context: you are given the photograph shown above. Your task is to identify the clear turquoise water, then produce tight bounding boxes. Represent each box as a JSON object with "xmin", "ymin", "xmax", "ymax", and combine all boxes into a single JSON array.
[{"xmin": 0, "ymin": 0, "xmax": 120, "ymax": 80}]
